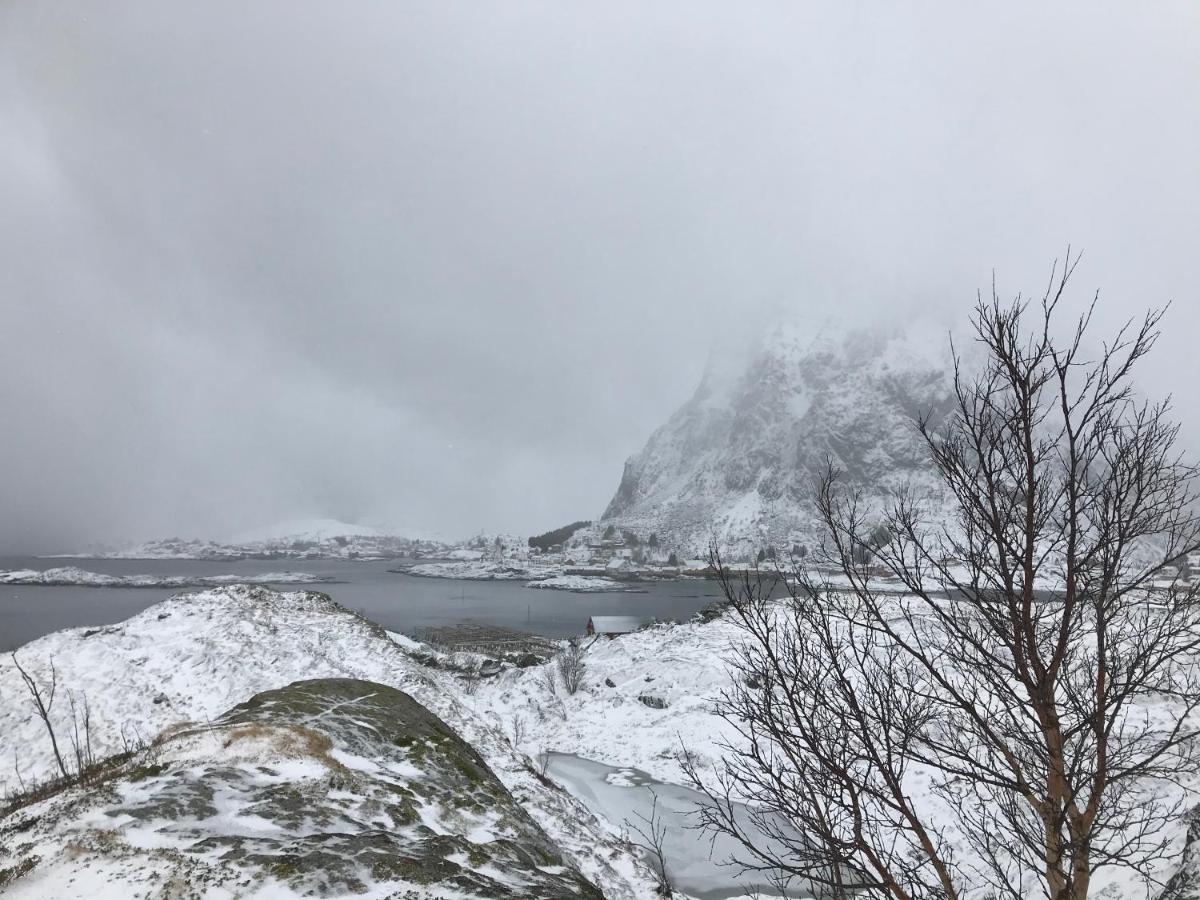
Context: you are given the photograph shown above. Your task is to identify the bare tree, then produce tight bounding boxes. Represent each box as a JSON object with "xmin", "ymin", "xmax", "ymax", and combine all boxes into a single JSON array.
[
  {"xmin": 626, "ymin": 789, "xmax": 675, "ymax": 897},
  {"xmin": 11, "ymin": 751, "xmax": 27, "ymax": 796},
  {"xmin": 556, "ymin": 638, "xmax": 587, "ymax": 696},
  {"xmin": 539, "ymin": 656, "xmax": 559, "ymax": 695},
  {"xmin": 11, "ymin": 653, "xmax": 69, "ymax": 779},
  {"xmin": 511, "ymin": 713, "xmax": 528, "ymax": 750},
  {"xmin": 66, "ymin": 690, "xmax": 96, "ymax": 776},
  {"xmin": 461, "ymin": 664, "xmax": 482, "ymax": 696},
  {"xmin": 693, "ymin": 262, "xmax": 1200, "ymax": 900}
]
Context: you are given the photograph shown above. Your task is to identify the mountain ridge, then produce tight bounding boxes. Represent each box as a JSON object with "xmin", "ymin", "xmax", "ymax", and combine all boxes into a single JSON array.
[{"xmin": 600, "ymin": 315, "xmax": 958, "ymax": 556}]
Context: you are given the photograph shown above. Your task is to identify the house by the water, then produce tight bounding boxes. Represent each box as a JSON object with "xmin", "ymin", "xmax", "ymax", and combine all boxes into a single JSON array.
[{"xmin": 586, "ymin": 615, "xmax": 642, "ymax": 638}]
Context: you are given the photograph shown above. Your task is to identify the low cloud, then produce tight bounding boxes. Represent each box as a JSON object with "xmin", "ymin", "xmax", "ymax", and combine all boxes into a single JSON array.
[{"xmin": 1, "ymin": 1, "xmax": 1197, "ymax": 551}]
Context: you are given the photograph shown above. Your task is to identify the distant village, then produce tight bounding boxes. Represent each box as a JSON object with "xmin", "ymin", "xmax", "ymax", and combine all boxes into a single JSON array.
[
  {"xmin": 458, "ymin": 523, "xmax": 1200, "ymax": 595},
  {"xmin": 460, "ymin": 523, "xmax": 693, "ymax": 581}
]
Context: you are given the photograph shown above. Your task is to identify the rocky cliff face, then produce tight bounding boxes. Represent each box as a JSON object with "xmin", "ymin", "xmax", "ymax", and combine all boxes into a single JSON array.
[{"xmin": 602, "ymin": 317, "xmax": 958, "ymax": 557}]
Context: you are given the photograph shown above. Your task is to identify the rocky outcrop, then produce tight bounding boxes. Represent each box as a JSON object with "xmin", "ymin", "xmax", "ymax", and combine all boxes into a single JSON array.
[
  {"xmin": 602, "ymin": 317, "xmax": 957, "ymax": 556},
  {"xmin": 0, "ymin": 678, "xmax": 603, "ymax": 899}
]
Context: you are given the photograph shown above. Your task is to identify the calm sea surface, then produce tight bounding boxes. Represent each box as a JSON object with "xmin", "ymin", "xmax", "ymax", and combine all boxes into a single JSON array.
[{"xmin": 0, "ymin": 557, "xmax": 728, "ymax": 652}]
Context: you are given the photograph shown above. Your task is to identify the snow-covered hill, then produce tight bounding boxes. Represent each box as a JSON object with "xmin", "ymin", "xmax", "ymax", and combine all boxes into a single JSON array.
[
  {"xmin": 0, "ymin": 587, "xmax": 659, "ymax": 899},
  {"xmin": 2, "ymin": 585, "xmax": 1193, "ymax": 898},
  {"xmin": 84, "ymin": 528, "xmax": 448, "ymax": 561},
  {"xmin": 0, "ymin": 566, "xmax": 332, "ymax": 587},
  {"xmin": 227, "ymin": 517, "xmax": 385, "ymax": 544},
  {"xmin": 1, "ymin": 677, "xmax": 606, "ymax": 900},
  {"xmin": 600, "ymin": 316, "xmax": 957, "ymax": 557}
]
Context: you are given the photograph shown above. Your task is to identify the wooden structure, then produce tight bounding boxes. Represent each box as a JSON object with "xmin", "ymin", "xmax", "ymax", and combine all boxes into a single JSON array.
[
  {"xmin": 586, "ymin": 615, "xmax": 643, "ymax": 638},
  {"xmin": 420, "ymin": 624, "xmax": 557, "ymax": 658}
]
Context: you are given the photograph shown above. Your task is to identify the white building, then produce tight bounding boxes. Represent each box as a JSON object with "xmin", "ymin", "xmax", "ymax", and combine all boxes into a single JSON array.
[{"xmin": 586, "ymin": 615, "xmax": 643, "ymax": 638}]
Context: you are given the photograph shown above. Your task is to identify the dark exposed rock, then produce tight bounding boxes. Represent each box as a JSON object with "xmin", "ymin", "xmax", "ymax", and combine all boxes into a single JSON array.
[
  {"xmin": 694, "ymin": 600, "xmax": 731, "ymax": 623},
  {"xmin": 6, "ymin": 678, "xmax": 604, "ymax": 899},
  {"xmin": 478, "ymin": 659, "xmax": 503, "ymax": 678}
]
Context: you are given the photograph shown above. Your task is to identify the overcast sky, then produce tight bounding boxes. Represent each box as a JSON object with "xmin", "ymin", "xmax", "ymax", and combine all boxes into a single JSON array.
[{"xmin": 2, "ymin": 2, "xmax": 1198, "ymax": 551}]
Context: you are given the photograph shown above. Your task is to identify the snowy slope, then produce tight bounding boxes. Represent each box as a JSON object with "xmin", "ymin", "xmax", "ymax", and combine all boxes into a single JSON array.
[
  {"xmin": 5, "ymin": 584, "xmax": 1190, "ymax": 898},
  {"xmin": 471, "ymin": 608, "xmax": 1197, "ymax": 900},
  {"xmin": 1, "ymin": 678, "xmax": 606, "ymax": 900},
  {"xmin": 0, "ymin": 566, "xmax": 332, "ymax": 587},
  {"xmin": 96, "ymin": 530, "xmax": 448, "ymax": 561},
  {"xmin": 473, "ymin": 620, "xmax": 745, "ymax": 786},
  {"xmin": 601, "ymin": 316, "xmax": 957, "ymax": 557},
  {"xmin": 228, "ymin": 517, "xmax": 385, "ymax": 544},
  {"xmin": 0, "ymin": 587, "xmax": 661, "ymax": 899}
]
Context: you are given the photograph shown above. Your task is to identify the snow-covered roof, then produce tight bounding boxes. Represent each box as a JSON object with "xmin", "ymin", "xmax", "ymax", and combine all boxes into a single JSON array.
[{"xmin": 588, "ymin": 615, "xmax": 643, "ymax": 634}]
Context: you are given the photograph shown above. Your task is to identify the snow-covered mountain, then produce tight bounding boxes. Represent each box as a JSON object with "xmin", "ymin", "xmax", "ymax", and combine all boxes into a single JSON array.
[
  {"xmin": 72, "ymin": 525, "xmax": 449, "ymax": 561},
  {"xmin": 601, "ymin": 316, "xmax": 958, "ymax": 557},
  {"xmin": 226, "ymin": 516, "xmax": 386, "ymax": 544}
]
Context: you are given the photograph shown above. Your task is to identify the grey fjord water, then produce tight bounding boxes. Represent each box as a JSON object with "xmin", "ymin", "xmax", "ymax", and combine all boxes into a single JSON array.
[{"xmin": 0, "ymin": 556, "xmax": 727, "ymax": 651}]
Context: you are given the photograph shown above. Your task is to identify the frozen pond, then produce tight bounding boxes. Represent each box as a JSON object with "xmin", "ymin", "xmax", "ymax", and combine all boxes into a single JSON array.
[{"xmin": 545, "ymin": 752, "xmax": 816, "ymax": 900}]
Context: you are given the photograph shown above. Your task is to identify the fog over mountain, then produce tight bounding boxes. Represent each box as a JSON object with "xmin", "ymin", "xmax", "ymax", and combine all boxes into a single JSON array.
[
  {"xmin": 601, "ymin": 315, "xmax": 961, "ymax": 556},
  {"xmin": 2, "ymin": 2, "xmax": 1198, "ymax": 552}
]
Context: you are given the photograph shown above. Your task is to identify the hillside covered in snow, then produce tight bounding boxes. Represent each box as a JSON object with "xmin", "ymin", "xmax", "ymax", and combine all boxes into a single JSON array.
[
  {"xmin": 0, "ymin": 587, "xmax": 660, "ymax": 899},
  {"xmin": 71, "ymin": 519, "xmax": 450, "ymax": 561},
  {"xmin": 600, "ymin": 316, "xmax": 958, "ymax": 557},
  {"xmin": 0, "ymin": 566, "xmax": 333, "ymax": 588},
  {"xmin": 2, "ymin": 584, "xmax": 1197, "ymax": 898},
  {"xmin": 1, "ymin": 677, "xmax": 604, "ymax": 899}
]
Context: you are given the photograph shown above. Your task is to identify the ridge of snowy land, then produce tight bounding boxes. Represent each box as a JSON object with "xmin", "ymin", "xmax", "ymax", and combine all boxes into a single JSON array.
[
  {"xmin": 77, "ymin": 531, "xmax": 450, "ymax": 561},
  {"xmin": 0, "ymin": 587, "xmax": 663, "ymax": 899},
  {"xmin": 0, "ymin": 567, "xmax": 335, "ymax": 587},
  {"xmin": 222, "ymin": 516, "xmax": 464, "ymax": 548},
  {"xmin": 49, "ymin": 517, "xmax": 455, "ymax": 561},
  {"xmin": 405, "ymin": 560, "xmax": 562, "ymax": 581},
  {"xmin": 526, "ymin": 574, "xmax": 644, "ymax": 592},
  {"xmin": 2, "ymin": 677, "xmax": 610, "ymax": 900},
  {"xmin": 225, "ymin": 517, "xmax": 387, "ymax": 544},
  {"xmin": 2, "ymin": 585, "xmax": 1194, "ymax": 898},
  {"xmin": 403, "ymin": 560, "xmax": 647, "ymax": 592}
]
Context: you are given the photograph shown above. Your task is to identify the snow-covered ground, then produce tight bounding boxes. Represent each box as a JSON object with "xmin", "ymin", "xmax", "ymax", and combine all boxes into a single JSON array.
[
  {"xmin": 2, "ymin": 584, "xmax": 1194, "ymax": 899},
  {"xmin": 406, "ymin": 559, "xmax": 562, "ymax": 581},
  {"xmin": 61, "ymin": 521, "xmax": 449, "ymax": 561},
  {"xmin": 405, "ymin": 559, "xmax": 661, "ymax": 590},
  {"xmin": 0, "ymin": 587, "xmax": 662, "ymax": 899},
  {"xmin": 226, "ymin": 516, "xmax": 386, "ymax": 544},
  {"xmin": 445, "ymin": 548, "xmax": 486, "ymax": 561},
  {"xmin": 2, "ymin": 678, "xmax": 614, "ymax": 900},
  {"xmin": 525, "ymin": 575, "xmax": 644, "ymax": 592},
  {"xmin": 0, "ymin": 566, "xmax": 334, "ymax": 587},
  {"xmin": 468, "ymin": 602, "xmax": 1197, "ymax": 899},
  {"xmin": 472, "ymin": 618, "xmax": 746, "ymax": 787}
]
